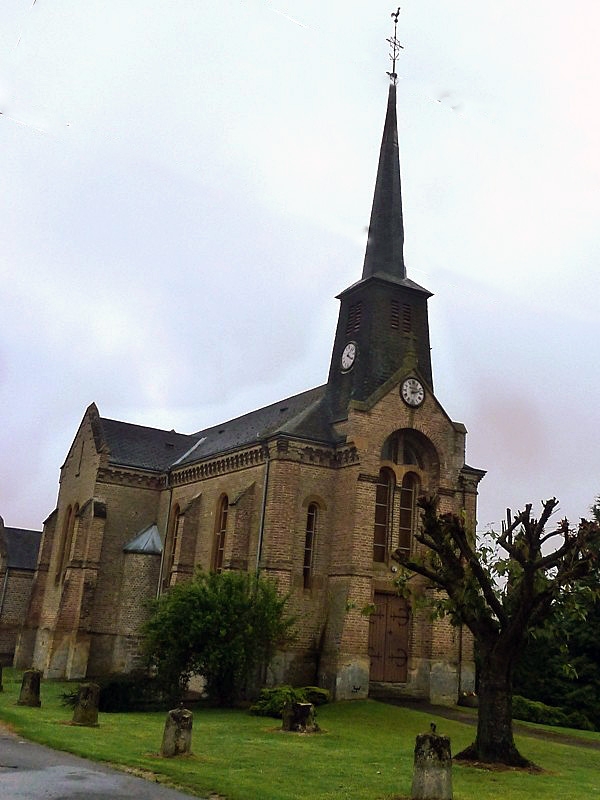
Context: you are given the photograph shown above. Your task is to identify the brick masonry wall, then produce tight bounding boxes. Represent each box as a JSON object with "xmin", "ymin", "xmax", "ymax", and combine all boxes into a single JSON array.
[
  {"xmin": 167, "ymin": 460, "xmax": 266, "ymax": 578},
  {"xmin": 17, "ymin": 407, "xmax": 104, "ymax": 672},
  {"xmin": 14, "ymin": 509, "xmax": 56, "ymax": 669},
  {"xmin": 111, "ymin": 552, "xmax": 161, "ymax": 673},
  {"xmin": 19, "ymin": 378, "xmax": 481, "ymax": 694},
  {"xmin": 332, "ymin": 382, "xmax": 480, "ymax": 697},
  {"xmin": 0, "ymin": 569, "xmax": 35, "ymax": 661},
  {"xmin": 83, "ymin": 480, "xmax": 162, "ymax": 675}
]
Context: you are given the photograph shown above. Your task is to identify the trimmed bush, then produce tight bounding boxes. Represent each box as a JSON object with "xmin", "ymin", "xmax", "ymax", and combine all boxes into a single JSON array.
[
  {"xmin": 250, "ymin": 686, "xmax": 304, "ymax": 718},
  {"xmin": 249, "ymin": 685, "xmax": 330, "ymax": 718},
  {"xmin": 303, "ymin": 686, "xmax": 330, "ymax": 707}
]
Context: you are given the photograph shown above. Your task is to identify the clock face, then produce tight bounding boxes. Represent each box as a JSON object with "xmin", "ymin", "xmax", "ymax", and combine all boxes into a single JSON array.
[
  {"xmin": 401, "ymin": 377, "xmax": 425, "ymax": 407},
  {"xmin": 340, "ymin": 342, "xmax": 357, "ymax": 371}
]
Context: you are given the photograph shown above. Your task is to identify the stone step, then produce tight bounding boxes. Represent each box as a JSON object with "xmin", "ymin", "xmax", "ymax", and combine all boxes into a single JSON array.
[{"xmin": 369, "ymin": 681, "xmax": 427, "ymax": 702}]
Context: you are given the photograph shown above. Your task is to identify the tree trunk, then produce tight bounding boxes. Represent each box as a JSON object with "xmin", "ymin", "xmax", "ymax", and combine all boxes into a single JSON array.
[{"xmin": 456, "ymin": 647, "xmax": 532, "ymax": 767}]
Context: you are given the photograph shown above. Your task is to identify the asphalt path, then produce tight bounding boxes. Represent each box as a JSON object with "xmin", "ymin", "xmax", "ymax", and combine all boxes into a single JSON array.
[{"xmin": 0, "ymin": 724, "xmax": 203, "ymax": 800}]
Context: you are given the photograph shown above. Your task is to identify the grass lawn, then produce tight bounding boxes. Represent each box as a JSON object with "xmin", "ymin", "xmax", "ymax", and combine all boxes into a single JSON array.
[{"xmin": 1, "ymin": 669, "xmax": 599, "ymax": 800}]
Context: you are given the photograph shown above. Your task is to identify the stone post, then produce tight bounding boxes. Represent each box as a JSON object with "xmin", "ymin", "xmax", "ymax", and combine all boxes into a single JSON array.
[
  {"xmin": 160, "ymin": 705, "xmax": 193, "ymax": 757},
  {"xmin": 0, "ymin": 665, "xmax": 4, "ymax": 692},
  {"xmin": 411, "ymin": 723, "xmax": 452, "ymax": 800},
  {"xmin": 17, "ymin": 669, "xmax": 42, "ymax": 707},
  {"xmin": 72, "ymin": 682, "xmax": 100, "ymax": 726}
]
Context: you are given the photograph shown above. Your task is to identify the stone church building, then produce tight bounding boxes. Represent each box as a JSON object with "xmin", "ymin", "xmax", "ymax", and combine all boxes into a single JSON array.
[
  {"xmin": 15, "ymin": 76, "xmax": 484, "ymax": 704},
  {"xmin": 0, "ymin": 519, "xmax": 41, "ymax": 665}
]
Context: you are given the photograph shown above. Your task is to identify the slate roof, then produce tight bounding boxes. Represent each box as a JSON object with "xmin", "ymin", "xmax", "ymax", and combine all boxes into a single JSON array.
[
  {"xmin": 99, "ymin": 418, "xmax": 200, "ymax": 471},
  {"xmin": 339, "ymin": 273, "xmax": 432, "ymax": 299},
  {"xmin": 97, "ymin": 385, "xmax": 338, "ymax": 473},
  {"xmin": 179, "ymin": 384, "xmax": 335, "ymax": 465},
  {"xmin": 3, "ymin": 528, "xmax": 42, "ymax": 570},
  {"xmin": 361, "ymin": 83, "xmax": 407, "ymax": 283},
  {"xmin": 123, "ymin": 524, "xmax": 162, "ymax": 554}
]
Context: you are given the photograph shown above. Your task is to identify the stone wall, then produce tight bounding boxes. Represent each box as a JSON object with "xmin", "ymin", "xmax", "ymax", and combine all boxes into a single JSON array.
[{"xmin": 0, "ymin": 569, "xmax": 36, "ymax": 662}]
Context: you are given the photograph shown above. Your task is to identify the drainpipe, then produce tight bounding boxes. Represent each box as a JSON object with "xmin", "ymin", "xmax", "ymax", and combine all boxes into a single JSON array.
[
  {"xmin": 157, "ymin": 474, "xmax": 174, "ymax": 599},
  {"xmin": 0, "ymin": 567, "xmax": 10, "ymax": 617},
  {"xmin": 457, "ymin": 476, "xmax": 469, "ymax": 699},
  {"xmin": 457, "ymin": 624, "xmax": 463, "ymax": 698},
  {"xmin": 255, "ymin": 442, "xmax": 271, "ymax": 574}
]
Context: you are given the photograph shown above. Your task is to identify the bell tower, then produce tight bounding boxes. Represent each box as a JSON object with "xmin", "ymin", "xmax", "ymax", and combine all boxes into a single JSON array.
[{"xmin": 325, "ymin": 11, "xmax": 433, "ymax": 423}]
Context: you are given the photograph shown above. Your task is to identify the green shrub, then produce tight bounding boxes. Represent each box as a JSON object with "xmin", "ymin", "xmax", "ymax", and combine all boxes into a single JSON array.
[
  {"xmin": 512, "ymin": 695, "xmax": 594, "ymax": 730},
  {"xmin": 564, "ymin": 709, "xmax": 595, "ymax": 731},
  {"xmin": 249, "ymin": 685, "xmax": 330, "ymax": 718},
  {"xmin": 302, "ymin": 686, "xmax": 330, "ymax": 706},
  {"xmin": 143, "ymin": 571, "xmax": 295, "ymax": 706},
  {"xmin": 250, "ymin": 686, "xmax": 305, "ymax": 718},
  {"xmin": 60, "ymin": 688, "xmax": 79, "ymax": 709}
]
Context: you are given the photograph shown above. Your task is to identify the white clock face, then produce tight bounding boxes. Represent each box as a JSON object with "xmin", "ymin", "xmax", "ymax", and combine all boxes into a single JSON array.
[
  {"xmin": 401, "ymin": 378, "xmax": 425, "ymax": 407},
  {"xmin": 340, "ymin": 342, "xmax": 357, "ymax": 371}
]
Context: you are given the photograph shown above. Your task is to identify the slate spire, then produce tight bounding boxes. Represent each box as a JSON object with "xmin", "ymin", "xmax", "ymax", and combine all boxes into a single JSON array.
[
  {"xmin": 361, "ymin": 81, "xmax": 405, "ymax": 281},
  {"xmin": 324, "ymin": 12, "xmax": 433, "ymax": 422},
  {"xmin": 362, "ymin": 8, "xmax": 405, "ymax": 281}
]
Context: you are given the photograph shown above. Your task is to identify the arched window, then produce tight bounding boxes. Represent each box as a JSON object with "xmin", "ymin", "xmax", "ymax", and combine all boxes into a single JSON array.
[
  {"xmin": 163, "ymin": 504, "xmax": 181, "ymax": 587},
  {"xmin": 382, "ymin": 430, "xmax": 423, "ymax": 468},
  {"xmin": 303, "ymin": 503, "xmax": 318, "ymax": 589},
  {"xmin": 56, "ymin": 504, "xmax": 78, "ymax": 581},
  {"xmin": 212, "ymin": 495, "xmax": 228, "ymax": 573},
  {"xmin": 67, "ymin": 503, "xmax": 79, "ymax": 564},
  {"xmin": 373, "ymin": 469, "xmax": 394, "ymax": 563},
  {"xmin": 398, "ymin": 473, "xmax": 419, "ymax": 555},
  {"xmin": 55, "ymin": 505, "xmax": 72, "ymax": 582}
]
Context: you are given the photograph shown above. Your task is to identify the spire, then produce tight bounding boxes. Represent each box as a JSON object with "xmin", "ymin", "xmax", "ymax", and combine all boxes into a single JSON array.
[
  {"xmin": 324, "ymin": 10, "xmax": 433, "ymax": 421},
  {"xmin": 362, "ymin": 9, "xmax": 405, "ymax": 281}
]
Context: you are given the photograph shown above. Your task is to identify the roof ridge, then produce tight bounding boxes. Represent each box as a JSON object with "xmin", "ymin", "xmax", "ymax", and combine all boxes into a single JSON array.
[
  {"xmin": 100, "ymin": 417, "xmax": 194, "ymax": 437},
  {"xmin": 192, "ymin": 384, "xmax": 326, "ymax": 436}
]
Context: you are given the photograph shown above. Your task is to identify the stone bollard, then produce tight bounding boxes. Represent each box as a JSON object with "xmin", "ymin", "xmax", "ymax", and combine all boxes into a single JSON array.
[
  {"xmin": 17, "ymin": 669, "xmax": 42, "ymax": 707},
  {"xmin": 281, "ymin": 702, "xmax": 319, "ymax": 733},
  {"xmin": 0, "ymin": 664, "xmax": 3, "ymax": 692},
  {"xmin": 72, "ymin": 682, "xmax": 100, "ymax": 727},
  {"xmin": 160, "ymin": 705, "xmax": 193, "ymax": 757},
  {"xmin": 411, "ymin": 723, "xmax": 452, "ymax": 800}
]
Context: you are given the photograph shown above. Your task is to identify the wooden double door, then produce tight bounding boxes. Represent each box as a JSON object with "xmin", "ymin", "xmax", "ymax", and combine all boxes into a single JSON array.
[{"xmin": 368, "ymin": 592, "xmax": 410, "ymax": 683}]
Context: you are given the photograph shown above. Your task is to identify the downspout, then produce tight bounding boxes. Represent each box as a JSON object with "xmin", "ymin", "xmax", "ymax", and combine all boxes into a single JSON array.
[
  {"xmin": 0, "ymin": 567, "xmax": 10, "ymax": 617},
  {"xmin": 157, "ymin": 473, "xmax": 174, "ymax": 599},
  {"xmin": 255, "ymin": 442, "xmax": 271, "ymax": 574},
  {"xmin": 457, "ymin": 475, "xmax": 467, "ymax": 699},
  {"xmin": 457, "ymin": 624, "xmax": 463, "ymax": 698}
]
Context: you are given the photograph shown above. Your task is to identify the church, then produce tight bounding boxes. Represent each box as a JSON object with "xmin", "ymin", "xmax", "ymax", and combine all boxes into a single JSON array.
[{"xmin": 15, "ymin": 49, "xmax": 484, "ymax": 704}]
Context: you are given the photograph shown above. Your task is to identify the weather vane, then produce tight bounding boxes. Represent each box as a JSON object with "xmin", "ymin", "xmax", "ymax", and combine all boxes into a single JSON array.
[{"xmin": 387, "ymin": 7, "xmax": 403, "ymax": 84}]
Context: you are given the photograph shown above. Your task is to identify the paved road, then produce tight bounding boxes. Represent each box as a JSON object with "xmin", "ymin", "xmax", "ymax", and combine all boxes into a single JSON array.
[{"xmin": 0, "ymin": 725, "xmax": 203, "ymax": 800}]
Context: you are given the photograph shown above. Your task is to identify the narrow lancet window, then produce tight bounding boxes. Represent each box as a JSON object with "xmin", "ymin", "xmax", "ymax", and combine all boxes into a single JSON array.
[
  {"xmin": 303, "ymin": 503, "xmax": 318, "ymax": 589},
  {"xmin": 373, "ymin": 469, "xmax": 394, "ymax": 562},
  {"xmin": 163, "ymin": 505, "xmax": 181, "ymax": 587},
  {"xmin": 398, "ymin": 473, "xmax": 419, "ymax": 554},
  {"xmin": 212, "ymin": 495, "xmax": 228, "ymax": 573}
]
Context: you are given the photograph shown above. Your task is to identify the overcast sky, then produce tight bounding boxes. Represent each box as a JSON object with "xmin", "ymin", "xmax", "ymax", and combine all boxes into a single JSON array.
[{"xmin": 2, "ymin": 0, "xmax": 599, "ymax": 534}]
